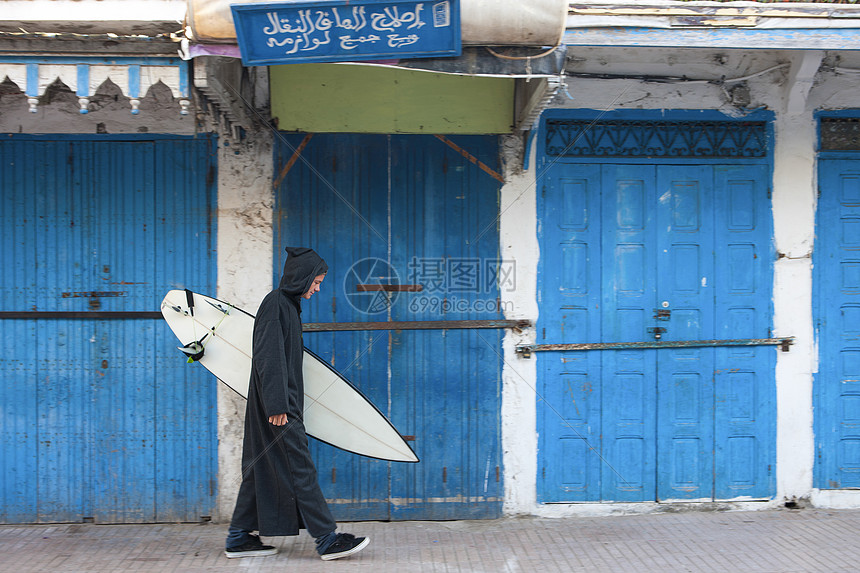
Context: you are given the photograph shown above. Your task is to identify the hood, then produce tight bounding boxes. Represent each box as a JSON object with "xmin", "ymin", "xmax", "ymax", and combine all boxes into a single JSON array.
[{"xmin": 278, "ymin": 247, "xmax": 328, "ymax": 297}]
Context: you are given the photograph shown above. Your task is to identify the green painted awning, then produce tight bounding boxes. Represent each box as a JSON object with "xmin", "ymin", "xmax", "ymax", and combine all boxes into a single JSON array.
[{"xmin": 270, "ymin": 63, "xmax": 515, "ymax": 134}]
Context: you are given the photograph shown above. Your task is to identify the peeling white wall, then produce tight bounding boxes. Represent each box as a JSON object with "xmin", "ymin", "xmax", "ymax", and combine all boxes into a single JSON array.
[
  {"xmin": 214, "ymin": 133, "xmax": 274, "ymax": 521},
  {"xmin": 0, "ymin": 82, "xmax": 195, "ymax": 133},
  {"xmin": 500, "ymin": 133, "xmax": 540, "ymax": 514},
  {"xmin": 501, "ymin": 46, "xmax": 860, "ymax": 516},
  {"xmin": 772, "ymin": 109, "xmax": 816, "ymax": 504}
]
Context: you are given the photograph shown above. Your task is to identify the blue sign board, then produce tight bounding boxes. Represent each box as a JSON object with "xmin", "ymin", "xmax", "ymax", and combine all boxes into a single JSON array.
[{"xmin": 231, "ymin": 0, "xmax": 461, "ymax": 66}]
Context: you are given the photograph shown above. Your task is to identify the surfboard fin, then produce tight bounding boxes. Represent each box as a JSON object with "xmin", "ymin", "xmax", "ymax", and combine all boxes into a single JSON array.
[
  {"xmin": 178, "ymin": 333, "xmax": 209, "ymax": 362},
  {"xmin": 205, "ymin": 299, "xmax": 230, "ymax": 314},
  {"xmin": 160, "ymin": 300, "xmax": 185, "ymax": 315}
]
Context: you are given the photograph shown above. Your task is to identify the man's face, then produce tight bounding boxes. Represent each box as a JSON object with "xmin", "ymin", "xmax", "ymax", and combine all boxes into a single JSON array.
[{"xmin": 302, "ymin": 273, "xmax": 326, "ymax": 299}]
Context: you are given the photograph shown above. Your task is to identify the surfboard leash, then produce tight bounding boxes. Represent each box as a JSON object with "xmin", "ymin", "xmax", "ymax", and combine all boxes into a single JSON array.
[{"xmin": 178, "ymin": 293, "xmax": 234, "ymax": 363}]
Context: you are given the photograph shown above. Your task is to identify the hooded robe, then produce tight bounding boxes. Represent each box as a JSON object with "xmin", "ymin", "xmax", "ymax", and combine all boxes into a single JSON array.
[{"xmin": 229, "ymin": 247, "xmax": 336, "ymax": 538}]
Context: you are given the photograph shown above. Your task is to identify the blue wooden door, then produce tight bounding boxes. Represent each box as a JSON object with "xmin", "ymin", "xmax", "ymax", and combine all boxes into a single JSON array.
[
  {"xmin": 654, "ymin": 165, "xmax": 717, "ymax": 502},
  {"xmin": 599, "ymin": 164, "xmax": 660, "ymax": 501},
  {"xmin": 816, "ymin": 159, "xmax": 860, "ymax": 488},
  {"xmin": 0, "ymin": 136, "xmax": 217, "ymax": 524},
  {"xmin": 275, "ymin": 133, "xmax": 503, "ymax": 520},
  {"xmin": 538, "ymin": 162, "xmax": 775, "ymax": 502}
]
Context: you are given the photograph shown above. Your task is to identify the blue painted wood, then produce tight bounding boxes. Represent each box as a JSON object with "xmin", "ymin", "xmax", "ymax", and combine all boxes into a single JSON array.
[
  {"xmin": 536, "ymin": 162, "xmax": 603, "ymax": 502},
  {"xmin": 0, "ymin": 136, "xmax": 217, "ymax": 524},
  {"xmin": 388, "ymin": 134, "xmax": 502, "ymax": 520},
  {"xmin": 0, "ymin": 56, "xmax": 187, "ymax": 65},
  {"xmin": 563, "ymin": 27, "xmax": 860, "ymax": 51},
  {"xmin": 275, "ymin": 132, "xmax": 503, "ymax": 520},
  {"xmin": 537, "ymin": 119, "xmax": 775, "ymax": 503},
  {"xmin": 713, "ymin": 165, "xmax": 775, "ymax": 500},
  {"xmin": 25, "ymin": 63, "xmax": 38, "ymax": 97},
  {"xmin": 76, "ymin": 65, "xmax": 89, "ymax": 98},
  {"xmin": 276, "ymin": 133, "xmax": 391, "ymax": 520},
  {"xmin": 816, "ymin": 159, "xmax": 860, "ymax": 489},
  {"xmin": 601, "ymin": 164, "xmax": 660, "ymax": 502},
  {"xmin": 655, "ymin": 165, "xmax": 715, "ymax": 502}
]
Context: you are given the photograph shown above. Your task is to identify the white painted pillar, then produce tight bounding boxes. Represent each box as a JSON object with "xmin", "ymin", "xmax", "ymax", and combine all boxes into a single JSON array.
[
  {"xmin": 500, "ymin": 134, "xmax": 540, "ymax": 515},
  {"xmin": 772, "ymin": 109, "xmax": 817, "ymax": 503},
  {"xmin": 215, "ymin": 132, "xmax": 275, "ymax": 522}
]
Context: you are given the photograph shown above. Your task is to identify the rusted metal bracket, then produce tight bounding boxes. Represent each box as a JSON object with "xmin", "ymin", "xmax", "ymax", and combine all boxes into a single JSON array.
[
  {"xmin": 433, "ymin": 134, "xmax": 506, "ymax": 183},
  {"xmin": 273, "ymin": 132, "xmax": 314, "ymax": 189},
  {"xmin": 647, "ymin": 326, "xmax": 667, "ymax": 340},
  {"xmin": 516, "ymin": 336, "xmax": 795, "ymax": 358}
]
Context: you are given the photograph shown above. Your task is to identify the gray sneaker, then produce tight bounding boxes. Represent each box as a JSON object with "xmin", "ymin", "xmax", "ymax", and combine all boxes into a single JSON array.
[
  {"xmin": 224, "ymin": 535, "xmax": 278, "ymax": 559},
  {"xmin": 320, "ymin": 533, "xmax": 369, "ymax": 561}
]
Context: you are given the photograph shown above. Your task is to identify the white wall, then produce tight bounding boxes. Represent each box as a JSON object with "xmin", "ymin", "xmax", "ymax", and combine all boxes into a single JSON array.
[
  {"xmin": 501, "ymin": 46, "xmax": 860, "ymax": 515},
  {"xmin": 214, "ymin": 132, "xmax": 274, "ymax": 521},
  {"xmin": 499, "ymin": 133, "xmax": 540, "ymax": 514}
]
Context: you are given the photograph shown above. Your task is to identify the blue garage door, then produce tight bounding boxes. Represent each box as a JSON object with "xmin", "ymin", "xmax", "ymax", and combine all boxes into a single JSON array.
[
  {"xmin": 275, "ymin": 133, "xmax": 504, "ymax": 520},
  {"xmin": 0, "ymin": 135, "xmax": 217, "ymax": 523},
  {"xmin": 537, "ymin": 115, "xmax": 776, "ymax": 502},
  {"xmin": 816, "ymin": 156, "xmax": 860, "ymax": 488}
]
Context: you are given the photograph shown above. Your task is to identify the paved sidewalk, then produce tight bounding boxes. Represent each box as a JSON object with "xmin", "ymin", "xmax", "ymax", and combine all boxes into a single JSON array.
[{"xmin": 2, "ymin": 508, "xmax": 860, "ymax": 572}]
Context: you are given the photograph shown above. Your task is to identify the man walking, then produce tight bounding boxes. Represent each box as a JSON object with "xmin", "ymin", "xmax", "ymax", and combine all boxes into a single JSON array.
[{"xmin": 225, "ymin": 247, "xmax": 369, "ymax": 561}]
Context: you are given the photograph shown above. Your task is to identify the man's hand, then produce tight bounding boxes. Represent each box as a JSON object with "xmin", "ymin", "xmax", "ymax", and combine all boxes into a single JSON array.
[{"xmin": 268, "ymin": 413, "xmax": 289, "ymax": 426}]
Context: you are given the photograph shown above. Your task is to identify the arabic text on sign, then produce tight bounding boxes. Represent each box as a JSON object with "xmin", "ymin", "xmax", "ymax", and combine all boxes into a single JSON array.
[{"xmin": 256, "ymin": 3, "xmax": 447, "ymax": 56}]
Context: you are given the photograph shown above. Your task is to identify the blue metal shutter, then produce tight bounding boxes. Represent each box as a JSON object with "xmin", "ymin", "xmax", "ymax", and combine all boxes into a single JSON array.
[
  {"xmin": 275, "ymin": 133, "xmax": 503, "ymax": 520},
  {"xmin": 0, "ymin": 135, "xmax": 217, "ymax": 523}
]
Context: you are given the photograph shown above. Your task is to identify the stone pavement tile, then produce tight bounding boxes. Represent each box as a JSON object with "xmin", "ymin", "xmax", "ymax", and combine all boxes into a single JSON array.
[{"xmin": 2, "ymin": 509, "xmax": 860, "ymax": 572}]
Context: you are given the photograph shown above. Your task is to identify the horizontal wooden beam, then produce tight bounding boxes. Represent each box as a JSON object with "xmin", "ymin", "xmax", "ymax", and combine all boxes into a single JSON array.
[
  {"xmin": 304, "ymin": 319, "xmax": 530, "ymax": 332},
  {"xmin": 0, "ymin": 313, "xmax": 532, "ymax": 333},
  {"xmin": 517, "ymin": 337, "xmax": 794, "ymax": 358},
  {"xmin": 0, "ymin": 311, "xmax": 162, "ymax": 319}
]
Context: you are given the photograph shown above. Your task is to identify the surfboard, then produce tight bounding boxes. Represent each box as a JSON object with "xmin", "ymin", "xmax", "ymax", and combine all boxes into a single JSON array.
[{"xmin": 160, "ymin": 289, "xmax": 418, "ymax": 463}]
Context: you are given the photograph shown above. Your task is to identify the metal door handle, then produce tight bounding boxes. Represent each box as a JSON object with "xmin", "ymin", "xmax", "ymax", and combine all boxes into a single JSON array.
[{"xmin": 647, "ymin": 327, "xmax": 666, "ymax": 340}]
